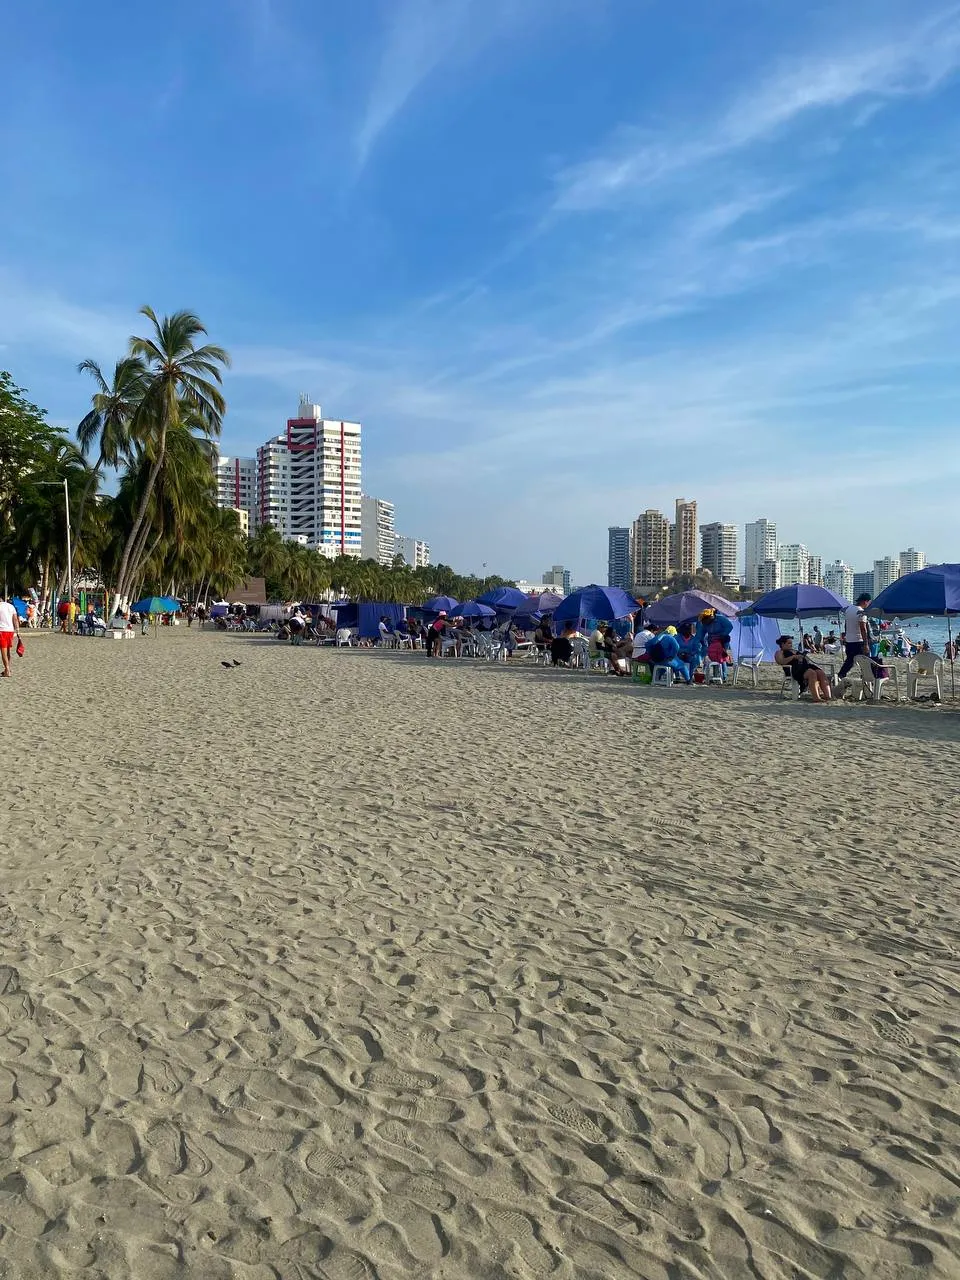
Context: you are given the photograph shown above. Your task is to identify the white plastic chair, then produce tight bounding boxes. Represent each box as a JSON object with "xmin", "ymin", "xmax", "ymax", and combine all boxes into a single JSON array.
[
  {"xmin": 440, "ymin": 635, "xmax": 458, "ymax": 658},
  {"xmin": 652, "ymin": 665, "xmax": 674, "ymax": 686},
  {"xmin": 907, "ymin": 653, "xmax": 942, "ymax": 701},
  {"xmin": 704, "ymin": 661, "xmax": 725, "ymax": 685},
  {"xmin": 732, "ymin": 649, "xmax": 764, "ymax": 688},
  {"xmin": 850, "ymin": 654, "xmax": 902, "ymax": 703},
  {"xmin": 335, "ymin": 628, "xmax": 353, "ymax": 647},
  {"xmin": 570, "ymin": 639, "xmax": 589, "ymax": 670}
]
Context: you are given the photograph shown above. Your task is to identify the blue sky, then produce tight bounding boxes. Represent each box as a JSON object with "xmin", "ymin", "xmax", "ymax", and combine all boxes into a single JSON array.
[{"xmin": 3, "ymin": 1, "xmax": 960, "ymax": 582}]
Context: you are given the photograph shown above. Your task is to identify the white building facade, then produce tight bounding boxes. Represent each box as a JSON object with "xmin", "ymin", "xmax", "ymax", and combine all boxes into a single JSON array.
[
  {"xmin": 361, "ymin": 495, "xmax": 396, "ymax": 565},
  {"xmin": 215, "ymin": 456, "xmax": 258, "ymax": 533},
  {"xmin": 700, "ymin": 522, "xmax": 738, "ymax": 584},
  {"xmin": 873, "ymin": 556, "xmax": 900, "ymax": 597},
  {"xmin": 778, "ymin": 543, "xmax": 809, "ymax": 587},
  {"xmin": 745, "ymin": 519, "xmax": 777, "ymax": 589},
  {"xmin": 257, "ymin": 398, "xmax": 362, "ymax": 558},
  {"xmin": 756, "ymin": 559, "xmax": 781, "ymax": 592},
  {"xmin": 824, "ymin": 559, "xmax": 854, "ymax": 599},
  {"xmin": 899, "ymin": 548, "xmax": 925, "ymax": 575},
  {"xmin": 394, "ymin": 534, "xmax": 430, "ymax": 568}
]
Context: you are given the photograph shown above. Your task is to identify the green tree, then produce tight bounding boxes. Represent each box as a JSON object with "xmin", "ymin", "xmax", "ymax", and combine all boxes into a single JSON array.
[{"xmin": 112, "ymin": 307, "xmax": 229, "ymax": 612}]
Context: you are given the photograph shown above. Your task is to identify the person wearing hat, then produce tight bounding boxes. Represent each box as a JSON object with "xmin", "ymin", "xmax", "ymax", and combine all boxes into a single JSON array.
[{"xmin": 426, "ymin": 610, "xmax": 447, "ymax": 658}]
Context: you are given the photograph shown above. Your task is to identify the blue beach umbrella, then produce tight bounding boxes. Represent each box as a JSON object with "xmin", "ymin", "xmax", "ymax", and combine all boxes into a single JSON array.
[
  {"xmin": 131, "ymin": 596, "xmax": 178, "ymax": 614},
  {"xmin": 423, "ymin": 595, "xmax": 459, "ymax": 614},
  {"xmin": 645, "ymin": 590, "xmax": 739, "ymax": 627},
  {"xmin": 748, "ymin": 584, "xmax": 850, "ymax": 618},
  {"xmin": 477, "ymin": 586, "xmax": 530, "ymax": 610},
  {"xmin": 553, "ymin": 585, "xmax": 639, "ymax": 624},
  {"xmin": 872, "ymin": 563, "xmax": 960, "ymax": 695},
  {"xmin": 457, "ymin": 600, "xmax": 497, "ymax": 619},
  {"xmin": 527, "ymin": 590, "xmax": 563, "ymax": 612}
]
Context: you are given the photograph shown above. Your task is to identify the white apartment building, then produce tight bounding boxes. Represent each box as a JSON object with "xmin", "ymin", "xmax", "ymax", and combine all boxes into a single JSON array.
[
  {"xmin": 361, "ymin": 495, "xmax": 396, "ymax": 565},
  {"xmin": 899, "ymin": 548, "xmax": 925, "ymax": 575},
  {"xmin": 257, "ymin": 398, "xmax": 362, "ymax": 558},
  {"xmin": 745, "ymin": 519, "xmax": 777, "ymax": 589},
  {"xmin": 215, "ymin": 456, "xmax": 257, "ymax": 533},
  {"xmin": 778, "ymin": 543, "xmax": 809, "ymax": 587},
  {"xmin": 873, "ymin": 556, "xmax": 900, "ymax": 597},
  {"xmin": 824, "ymin": 559, "xmax": 854, "ymax": 599},
  {"xmin": 756, "ymin": 558, "xmax": 781, "ymax": 592},
  {"xmin": 806, "ymin": 555, "xmax": 823, "ymax": 587},
  {"xmin": 394, "ymin": 534, "xmax": 430, "ymax": 568},
  {"xmin": 700, "ymin": 522, "xmax": 738, "ymax": 584}
]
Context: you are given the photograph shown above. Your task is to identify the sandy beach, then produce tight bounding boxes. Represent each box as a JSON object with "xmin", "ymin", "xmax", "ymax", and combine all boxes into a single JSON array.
[{"xmin": 2, "ymin": 628, "xmax": 959, "ymax": 1278}]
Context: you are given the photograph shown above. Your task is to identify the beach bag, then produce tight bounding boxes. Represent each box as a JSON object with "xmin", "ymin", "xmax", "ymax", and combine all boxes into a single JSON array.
[{"xmin": 15, "ymin": 639, "xmax": 24, "ymax": 657}]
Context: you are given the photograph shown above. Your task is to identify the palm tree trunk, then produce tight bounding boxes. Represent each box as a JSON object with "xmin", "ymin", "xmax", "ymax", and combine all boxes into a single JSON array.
[{"xmin": 111, "ymin": 414, "xmax": 169, "ymax": 614}]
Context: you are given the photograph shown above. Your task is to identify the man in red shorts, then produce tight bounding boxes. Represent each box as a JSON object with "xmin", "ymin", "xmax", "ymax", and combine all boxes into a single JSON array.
[{"xmin": 0, "ymin": 595, "xmax": 21, "ymax": 678}]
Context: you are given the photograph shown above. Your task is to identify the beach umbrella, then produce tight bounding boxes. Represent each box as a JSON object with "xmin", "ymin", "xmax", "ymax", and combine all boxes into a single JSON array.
[
  {"xmin": 527, "ymin": 590, "xmax": 563, "ymax": 612},
  {"xmin": 511, "ymin": 610, "xmax": 544, "ymax": 630},
  {"xmin": 477, "ymin": 586, "xmax": 530, "ymax": 610},
  {"xmin": 423, "ymin": 595, "xmax": 459, "ymax": 614},
  {"xmin": 871, "ymin": 563, "xmax": 960, "ymax": 696},
  {"xmin": 645, "ymin": 590, "xmax": 740, "ymax": 628},
  {"xmin": 457, "ymin": 600, "xmax": 497, "ymax": 619},
  {"xmin": 131, "ymin": 596, "xmax": 178, "ymax": 614},
  {"xmin": 748, "ymin": 584, "xmax": 850, "ymax": 618},
  {"xmin": 553, "ymin": 584, "xmax": 639, "ymax": 624}
]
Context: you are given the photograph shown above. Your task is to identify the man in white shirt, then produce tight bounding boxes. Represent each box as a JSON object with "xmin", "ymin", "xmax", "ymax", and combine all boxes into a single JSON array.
[
  {"xmin": 0, "ymin": 596, "xmax": 22, "ymax": 678},
  {"xmin": 838, "ymin": 593, "xmax": 872, "ymax": 678},
  {"xmin": 632, "ymin": 625, "xmax": 654, "ymax": 660}
]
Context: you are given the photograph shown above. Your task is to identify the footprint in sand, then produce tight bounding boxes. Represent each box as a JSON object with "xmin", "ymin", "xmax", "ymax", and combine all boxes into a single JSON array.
[
  {"xmin": 545, "ymin": 1104, "xmax": 608, "ymax": 1144},
  {"xmin": 873, "ymin": 1012, "xmax": 915, "ymax": 1049},
  {"xmin": 488, "ymin": 1210, "xmax": 557, "ymax": 1275}
]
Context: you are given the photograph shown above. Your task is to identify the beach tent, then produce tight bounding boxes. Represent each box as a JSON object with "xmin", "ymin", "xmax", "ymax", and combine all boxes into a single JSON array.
[
  {"xmin": 554, "ymin": 585, "xmax": 638, "ymax": 624},
  {"xmin": 645, "ymin": 591, "xmax": 739, "ymax": 627},
  {"xmin": 871, "ymin": 563, "xmax": 960, "ymax": 695},
  {"xmin": 333, "ymin": 601, "xmax": 406, "ymax": 639},
  {"xmin": 727, "ymin": 612, "xmax": 782, "ymax": 664}
]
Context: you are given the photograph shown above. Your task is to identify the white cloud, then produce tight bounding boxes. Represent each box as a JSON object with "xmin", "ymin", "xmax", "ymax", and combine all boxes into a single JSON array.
[{"xmin": 552, "ymin": 6, "xmax": 960, "ymax": 211}]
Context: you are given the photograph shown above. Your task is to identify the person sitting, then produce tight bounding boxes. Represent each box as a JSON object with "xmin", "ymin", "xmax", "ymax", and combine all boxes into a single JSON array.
[
  {"xmin": 377, "ymin": 616, "xmax": 393, "ymax": 646},
  {"xmin": 677, "ymin": 622, "xmax": 702, "ymax": 673},
  {"xmin": 775, "ymin": 635, "xmax": 832, "ymax": 701},
  {"xmin": 550, "ymin": 623, "xmax": 578, "ymax": 667},
  {"xmin": 604, "ymin": 629, "xmax": 632, "ymax": 676},
  {"xmin": 645, "ymin": 627, "xmax": 692, "ymax": 683},
  {"xmin": 823, "ymin": 630, "xmax": 841, "ymax": 654},
  {"xmin": 288, "ymin": 608, "xmax": 306, "ymax": 645},
  {"xmin": 588, "ymin": 622, "xmax": 608, "ymax": 667},
  {"xmin": 631, "ymin": 622, "xmax": 655, "ymax": 669},
  {"xmin": 535, "ymin": 619, "xmax": 554, "ymax": 656}
]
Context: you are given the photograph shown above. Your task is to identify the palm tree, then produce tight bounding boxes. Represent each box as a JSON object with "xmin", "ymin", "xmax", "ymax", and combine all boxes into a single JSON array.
[
  {"xmin": 75, "ymin": 355, "xmax": 146, "ymax": 557},
  {"xmin": 111, "ymin": 307, "xmax": 229, "ymax": 612}
]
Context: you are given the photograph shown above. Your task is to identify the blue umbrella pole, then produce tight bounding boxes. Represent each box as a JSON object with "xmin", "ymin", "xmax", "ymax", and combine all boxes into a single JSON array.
[{"xmin": 950, "ymin": 616, "xmax": 956, "ymax": 699}]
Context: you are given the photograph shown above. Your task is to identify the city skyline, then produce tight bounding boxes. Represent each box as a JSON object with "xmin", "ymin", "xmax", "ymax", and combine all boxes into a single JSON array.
[{"xmin": 5, "ymin": 4, "xmax": 960, "ymax": 583}]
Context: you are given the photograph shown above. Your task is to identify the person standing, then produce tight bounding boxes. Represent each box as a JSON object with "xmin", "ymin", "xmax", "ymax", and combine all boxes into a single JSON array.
[
  {"xmin": 0, "ymin": 595, "xmax": 22, "ymax": 678},
  {"xmin": 839, "ymin": 593, "xmax": 872, "ymax": 679}
]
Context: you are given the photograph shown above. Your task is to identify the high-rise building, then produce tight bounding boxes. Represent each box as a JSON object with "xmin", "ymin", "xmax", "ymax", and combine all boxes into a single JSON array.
[
  {"xmin": 631, "ymin": 509, "xmax": 670, "ymax": 590},
  {"xmin": 394, "ymin": 534, "xmax": 430, "ymax": 568},
  {"xmin": 699, "ymin": 522, "xmax": 738, "ymax": 584},
  {"xmin": 824, "ymin": 560, "xmax": 854, "ymax": 599},
  {"xmin": 607, "ymin": 527, "xmax": 631, "ymax": 591},
  {"xmin": 806, "ymin": 555, "xmax": 823, "ymax": 587},
  {"xmin": 873, "ymin": 556, "xmax": 899, "ymax": 597},
  {"xmin": 899, "ymin": 548, "xmax": 925, "ymax": 575},
  {"xmin": 673, "ymin": 498, "xmax": 697, "ymax": 575},
  {"xmin": 256, "ymin": 398, "xmax": 362, "ymax": 558},
  {"xmin": 745, "ymin": 519, "xmax": 777, "ymax": 589},
  {"xmin": 214, "ymin": 455, "xmax": 257, "ymax": 533},
  {"xmin": 756, "ymin": 559, "xmax": 781, "ymax": 592},
  {"xmin": 852, "ymin": 571, "xmax": 874, "ymax": 599},
  {"xmin": 361, "ymin": 495, "xmax": 396, "ymax": 565},
  {"xmin": 778, "ymin": 543, "xmax": 809, "ymax": 587},
  {"xmin": 543, "ymin": 565, "xmax": 572, "ymax": 595}
]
